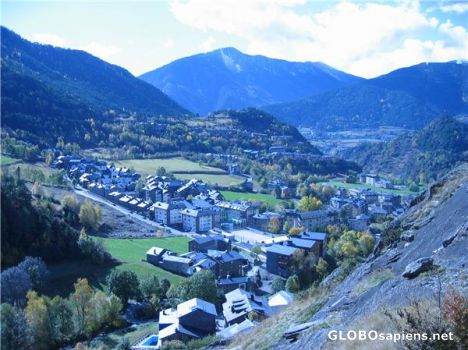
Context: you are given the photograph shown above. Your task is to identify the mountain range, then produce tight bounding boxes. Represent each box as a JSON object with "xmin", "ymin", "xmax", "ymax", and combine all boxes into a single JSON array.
[
  {"xmin": 139, "ymin": 47, "xmax": 362, "ymax": 115},
  {"xmin": 1, "ymin": 26, "xmax": 188, "ymax": 144},
  {"xmin": 264, "ymin": 61, "xmax": 468, "ymax": 130}
]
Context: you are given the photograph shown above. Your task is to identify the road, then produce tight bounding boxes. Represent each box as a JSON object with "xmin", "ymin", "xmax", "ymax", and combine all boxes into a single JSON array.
[
  {"xmin": 69, "ymin": 180, "xmax": 258, "ymax": 257},
  {"xmin": 71, "ymin": 183, "xmax": 192, "ymax": 238}
]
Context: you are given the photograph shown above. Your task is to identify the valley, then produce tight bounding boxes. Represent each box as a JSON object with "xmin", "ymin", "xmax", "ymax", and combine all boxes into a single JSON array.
[
  {"xmin": 299, "ymin": 126, "xmax": 412, "ymax": 155},
  {"xmin": 1, "ymin": 13, "xmax": 467, "ymax": 350}
]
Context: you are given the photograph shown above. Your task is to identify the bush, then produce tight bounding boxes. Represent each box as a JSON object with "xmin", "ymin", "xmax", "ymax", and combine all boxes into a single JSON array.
[
  {"xmin": 140, "ymin": 275, "xmax": 160, "ymax": 299},
  {"xmin": 161, "ymin": 340, "xmax": 188, "ymax": 350},
  {"xmin": 285, "ymin": 275, "xmax": 300, "ymax": 293},
  {"xmin": 271, "ymin": 277, "xmax": 285, "ymax": 293},
  {"xmin": 384, "ymin": 295, "xmax": 464, "ymax": 350},
  {"xmin": 78, "ymin": 237, "xmax": 111, "ymax": 265},
  {"xmin": 107, "ymin": 271, "xmax": 141, "ymax": 305},
  {"xmin": 79, "ymin": 200, "xmax": 102, "ymax": 231}
]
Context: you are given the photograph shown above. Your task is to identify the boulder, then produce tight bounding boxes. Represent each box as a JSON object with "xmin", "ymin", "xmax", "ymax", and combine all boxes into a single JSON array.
[
  {"xmin": 401, "ymin": 232, "xmax": 415, "ymax": 242},
  {"xmin": 402, "ymin": 257, "xmax": 434, "ymax": 279}
]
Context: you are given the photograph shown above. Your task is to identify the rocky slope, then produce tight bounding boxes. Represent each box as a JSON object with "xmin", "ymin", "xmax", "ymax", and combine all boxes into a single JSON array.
[{"xmin": 276, "ymin": 163, "xmax": 468, "ymax": 350}]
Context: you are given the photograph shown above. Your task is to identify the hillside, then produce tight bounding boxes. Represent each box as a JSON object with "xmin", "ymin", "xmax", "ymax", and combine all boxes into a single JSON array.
[
  {"xmin": 339, "ymin": 117, "xmax": 468, "ymax": 183},
  {"xmin": 264, "ymin": 61, "xmax": 468, "ymax": 130},
  {"xmin": 1, "ymin": 26, "xmax": 189, "ymax": 145},
  {"xmin": 227, "ymin": 163, "xmax": 468, "ymax": 350},
  {"xmin": 139, "ymin": 47, "xmax": 362, "ymax": 114}
]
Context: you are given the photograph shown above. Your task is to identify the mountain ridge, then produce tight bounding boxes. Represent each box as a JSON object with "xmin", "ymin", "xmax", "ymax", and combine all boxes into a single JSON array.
[
  {"xmin": 264, "ymin": 61, "xmax": 468, "ymax": 130},
  {"xmin": 0, "ymin": 26, "xmax": 190, "ymax": 145},
  {"xmin": 139, "ymin": 47, "xmax": 363, "ymax": 114}
]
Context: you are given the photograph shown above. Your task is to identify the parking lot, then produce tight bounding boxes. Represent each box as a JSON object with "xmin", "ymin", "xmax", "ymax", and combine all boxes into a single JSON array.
[{"xmin": 231, "ymin": 228, "xmax": 273, "ymax": 245}]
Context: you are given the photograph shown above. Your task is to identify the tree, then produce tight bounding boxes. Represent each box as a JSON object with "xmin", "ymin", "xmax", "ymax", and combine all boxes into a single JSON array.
[
  {"xmin": 1, "ymin": 303, "xmax": 31, "ymax": 349},
  {"xmin": 87, "ymin": 291, "xmax": 123, "ymax": 333},
  {"xmin": 315, "ymin": 258, "xmax": 329, "ymax": 279},
  {"xmin": 171, "ymin": 270, "xmax": 218, "ymax": 305},
  {"xmin": 79, "ymin": 200, "xmax": 102, "ymax": 231},
  {"xmin": 140, "ymin": 275, "xmax": 160, "ymax": 299},
  {"xmin": 255, "ymin": 269, "xmax": 263, "ymax": 288},
  {"xmin": 285, "ymin": 275, "xmax": 300, "ymax": 293},
  {"xmin": 329, "ymin": 231, "xmax": 375, "ymax": 263},
  {"xmin": 159, "ymin": 279, "xmax": 171, "ymax": 298},
  {"xmin": 250, "ymin": 245, "xmax": 262, "ymax": 260},
  {"xmin": 107, "ymin": 270, "xmax": 141, "ymax": 305},
  {"xmin": 282, "ymin": 220, "xmax": 292, "ymax": 233},
  {"xmin": 156, "ymin": 166, "xmax": 167, "ymax": 177},
  {"xmin": 271, "ymin": 277, "xmax": 285, "ymax": 293},
  {"xmin": 17, "ymin": 256, "xmax": 48, "ymax": 290},
  {"xmin": 78, "ymin": 235, "xmax": 111, "ymax": 265},
  {"xmin": 268, "ymin": 217, "xmax": 282, "ymax": 234},
  {"xmin": 1, "ymin": 266, "xmax": 32, "ymax": 306},
  {"xmin": 69, "ymin": 278, "xmax": 94, "ymax": 336},
  {"xmin": 62, "ymin": 194, "xmax": 81, "ymax": 214},
  {"xmin": 298, "ymin": 195, "xmax": 322, "ymax": 212},
  {"xmin": 48, "ymin": 296, "xmax": 74, "ymax": 346},
  {"xmin": 288, "ymin": 226, "xmax": 304, "ymax": 236},
  {"xmin": 26, "ymin": 291, "xmax": 51, "ymax": 350},
  {"xmin": 291, "ymin": 250, "xmax": 318, "ymax": 288}
]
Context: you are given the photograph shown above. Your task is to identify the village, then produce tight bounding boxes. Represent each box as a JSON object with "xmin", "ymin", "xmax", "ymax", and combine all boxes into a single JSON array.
[{"xmin": 52, "ymin": 154, "xmax": 413, "ymax": 349}]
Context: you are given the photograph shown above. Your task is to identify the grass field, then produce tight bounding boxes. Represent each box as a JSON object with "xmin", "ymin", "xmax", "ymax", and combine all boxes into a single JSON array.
[
  {"xmin": 44, "ymin": 236, "xmax": 190, "ymax": 297},
  {"xmin": 116, "ymin": 157, "xmax": 223, "ymax": 174},
  {"xmin": 95, "ymin": 236, "xmax": 190, "ymax": 286},
  {"xmin": 221, "ymin": 191, "xmax": 285, "ymax": 207},
  {"xmin": 0, "ymin": 154, "xmax": 20, "ymax": 166},
  {"xmin": 322, "ymin": 180, "xmax": 422, "ymax": 196},
  {"xmin": 3, "ymin": 162, "xmax": 64, "ymax": 186},
  {"xmin": 176, "ymin": 173, "xmax": 245, "ymax": 187}
]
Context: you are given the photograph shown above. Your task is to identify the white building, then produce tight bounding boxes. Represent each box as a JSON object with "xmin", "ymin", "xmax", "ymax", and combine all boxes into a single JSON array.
[
  {"xmin": 153, "ymin": 202, "xmax": 184, "ymax": 225},
  {"xmin": 181, "ymin": 208, "xmax": 213, "ymax": 232}
]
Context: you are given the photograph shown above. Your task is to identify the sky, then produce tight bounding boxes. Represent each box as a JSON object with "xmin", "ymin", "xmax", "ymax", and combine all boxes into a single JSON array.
[{"xmin": 1, "ymin": 0, "xmax": 467, "ymax": 78}]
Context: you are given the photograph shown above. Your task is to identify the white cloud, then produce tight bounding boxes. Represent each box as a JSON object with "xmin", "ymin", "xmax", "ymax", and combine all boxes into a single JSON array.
[
  {"xmin": 440, "ymin": 3, "xmax": 468, "ymax": 14},
  {"xmin": 27, "ymin": 33, "xmax": 67, "ymax": 47},
  {"xmin": 79, "ymin": 42, "xmax": 121, "ymax": 61},
  {"xmin": 200, "ymin": 36, "xmax": 216, "ymax": 52},
  {"xmin": 439, "ymin": 19, "xmax": 468, "ymax": 44},
  {"xmin": 26, "ymin": 32, "xmax": 122, "ymax": 63},
  {"xmin": 169, "ymin": 0, "xmax": 468, "ymax": 77},
  {"xmin": 164, "ymin": 38, "xmax": 174, "ymax": 48}
]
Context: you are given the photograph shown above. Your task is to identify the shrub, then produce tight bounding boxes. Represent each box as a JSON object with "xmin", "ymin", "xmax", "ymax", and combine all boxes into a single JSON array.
[
  {"xmin": 78, "ymin": 237, "xmax": 111, "ymax": 265},
  {"xmin": 161, "ymin": 340, "xmax": 187, "ymax": 350},
  {"xmin": 285, "ymin": 275, "xmax": 300, "ymax": 293},
  {"xmin": 271, "ymin": 277, "xmax": 285, "ymax": 293}
]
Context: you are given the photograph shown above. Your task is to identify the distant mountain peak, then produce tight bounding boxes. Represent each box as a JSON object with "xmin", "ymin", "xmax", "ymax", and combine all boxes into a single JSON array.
[{"xmin": 140, "ymin": 49, "xmax": 362, "ymax": 114}]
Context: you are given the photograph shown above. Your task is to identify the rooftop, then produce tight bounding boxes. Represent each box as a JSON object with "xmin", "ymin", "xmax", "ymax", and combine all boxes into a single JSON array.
[
  {"xmin": 266, "ymin": 244, "xmax": 297, "ymax": 256},
  {"xmin": 177, "ymin": 297, "xmax": 217, "ymax": 317}
]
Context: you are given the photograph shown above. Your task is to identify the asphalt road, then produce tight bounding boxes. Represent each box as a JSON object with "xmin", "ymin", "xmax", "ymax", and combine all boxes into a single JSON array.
[{"xmin": 70, "ymin": 180, "xmax": 261, "ymax": 258}]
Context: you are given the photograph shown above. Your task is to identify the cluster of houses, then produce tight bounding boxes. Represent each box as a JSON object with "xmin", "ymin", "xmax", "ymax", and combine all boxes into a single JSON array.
[
  {"xmin": 139, "ymin": 285, "xmax": 295, "ymax": 349},
  {"xmin": 330, "ymin": 185, "xmax": 409, "ymax": 232},
  {"xmin": 358, "ymin": 173, "xmax": 408, "ymax": 191},
  {"xmin": 140, "ymin": 232, "xmax": 300, "ymax": 348},
  {"xmin": 146, "ymin": 235, "xmax": 250, "ymax": 285}
]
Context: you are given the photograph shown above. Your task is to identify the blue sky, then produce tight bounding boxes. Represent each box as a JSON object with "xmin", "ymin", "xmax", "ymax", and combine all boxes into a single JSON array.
[{"xmin": 2, "ymin": 0, "xmax": 467, "ymax": 78}]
